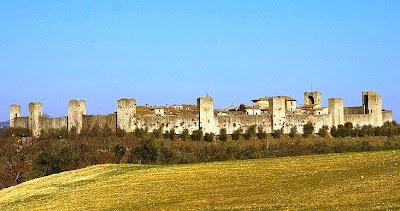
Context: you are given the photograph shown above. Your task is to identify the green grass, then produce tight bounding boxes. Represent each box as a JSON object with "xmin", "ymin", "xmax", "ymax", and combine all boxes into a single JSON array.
[{"xmin": 1, "ymin": 151, "xmax": 399, "ymax": 210}]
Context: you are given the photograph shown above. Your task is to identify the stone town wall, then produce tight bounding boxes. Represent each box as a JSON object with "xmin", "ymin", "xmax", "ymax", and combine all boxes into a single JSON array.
[
  {"xmin": 344, "ymin": 106, "xmax": 364, "ymax": 115},
  {"xmin": 285, "ymin": 113, "xmax": 332, "ymax": 134},
  {"xmin": 344, "ymin": 114, "xmax": 373, "ymax": 127},
  {"xmin": 216, "ymin": 114, "xmax": 272, "ymax": 134},
  {"xmin": 82, "ymin": 114, "xmax": 117, "ymax": 132},
  {"xmin": 383, "ymin": 110, "xmax": 393, "ymax": 123},
  {"xmin": 136, "ymin": 114, "xmax": 198, "ymax": 134},
  {"xmin": 14, "ymin": 117, "xmax": 29, "ymax": 128},
  {"xmin": 40, "ymin": 117, "xmax": 68, "ymax": 131}
]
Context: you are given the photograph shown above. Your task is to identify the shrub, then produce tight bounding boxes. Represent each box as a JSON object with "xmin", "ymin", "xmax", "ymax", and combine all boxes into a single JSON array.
[
  {"xmin": 318, "ymin": 125, "xmax": 329, "ymax": 138},
  {"xmin": 243, "ymin": 125, "xmax": 256, "ymax": 140},
  {"xmin": 191, "ymin": 130, "xmax": 203, "ymax": 141},
  {"xmin": 232, "ymin": 128, "xmax": 242, "ymax": 141},
  {"xmin": 257, "ymin": 126, "xmax": 267, "ymax": 140},
  {"xmin": 272, "ymin": 129, "xmax": 283, "ymax": 139},
  {"xmin": 303, "ymin": 122, "xmax": 314, "ymax": 138},
  {"xmin": 204, "ymin": 133, "xmax": 215, "ymax": 142},
  {"xmin": 219, "ymin": 128, "xmax": 228, "ymax": 141}
]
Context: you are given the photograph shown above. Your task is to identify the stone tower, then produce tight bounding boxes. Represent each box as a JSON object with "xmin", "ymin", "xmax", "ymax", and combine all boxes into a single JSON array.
[
  {"xmin": 328, "ymin": 98, "xmax": 344, "ymax": 126},
  {"xmin": 304, "ymin": 91, "xmax": 322, "ymax": 106},
  {"xmin": 197, "ymin": 95, "xmax": 217, "ymax": 134},
  {"xmin": 271, "ymin": 97, "xmax": 286, "ymax": 131},
  {"xmin": 362, "ymin": 91, "xmax": 383, "ymax": 126},
  {"xmin": 10, "ymin": 104, "xmax": 21, "ymax": 128},
  {"xmin": 117, "ymin": 98, "xmax": 136, "ymax": 132},
  {"xmin": 68, "ymin": 100, "xmax": 86, "ymax": 133},
  {"xmin": 29, "ymin": 102, "xmax": 43, "ymax": 137}
]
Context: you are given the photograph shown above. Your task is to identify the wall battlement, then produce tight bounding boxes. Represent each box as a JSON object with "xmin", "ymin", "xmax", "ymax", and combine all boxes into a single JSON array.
[{"xmin": 9, "ymin": 91, "xmax": 393, "ymax": 137}]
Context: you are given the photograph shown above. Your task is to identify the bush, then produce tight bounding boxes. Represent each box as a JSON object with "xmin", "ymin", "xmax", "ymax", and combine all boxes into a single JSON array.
[
  {"xmin": 243, "ymin": 125, "xmax": 256, "ymax": 140},
  {"xmin": 318, "ymin": 125, "xmax": 329, "ymax": 138},
  {"xmin": 272, "ymin": 129, "xmax": 283, "ymax": 139},
  {"xmin": 204, "ymin": 133, "xmax": 215, "ymax": 142},
  {"xmin": 232, "ymin": 128, "xmax": 242, "ymax": 141},
  {"xmin": 303, "ymin": 122, "xmax": 314, "ymax": 138},
  {"xmin": 191, "ymin": 130, "xmax": 203, "ymax": 141},
  {"xmin": 219, "ymin": 128, "xmax": 228, "ymax": 141},
  {"xmin": 257, "ymin": 126, "xmax": 267, "ymax": 140}
]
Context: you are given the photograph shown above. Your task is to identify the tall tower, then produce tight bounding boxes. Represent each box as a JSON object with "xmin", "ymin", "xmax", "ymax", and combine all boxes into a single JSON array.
[
  {"xmin": 10, "ymin": 104, "xmax": 21, "ymax": 128},
  {"xmin": 304, "ymin": 91, "xmax": 322, "ymax": 106},
  {"xmin": 68, "ymin": 99, "xmax": 86, "ymax": 133},
  {"xmin": 117, "ymin": 98, "xmax": 136, "ymax": 132},
  {"xmin": 362, "ymin": 91, "xmax": 383, "ymax": 126},
  {"xmin": 29, "ymin": 102, "xmax": 43, "ymax": 137},
  {"xmin": 271, "ymin": 97, "xmax": 286, "ymax": 131},
  {"xmin": 328, "ymin": 98, "xmax": 344, "ymax": 126},
  {"xmin": 197, "ymin": 95, "xmax": 217, "ymax": 134}
]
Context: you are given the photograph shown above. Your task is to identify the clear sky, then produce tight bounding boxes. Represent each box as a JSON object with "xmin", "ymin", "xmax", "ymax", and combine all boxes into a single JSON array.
[{"xmin": 0, "ymin": 0, "xmax": 399, "ymax": 121}]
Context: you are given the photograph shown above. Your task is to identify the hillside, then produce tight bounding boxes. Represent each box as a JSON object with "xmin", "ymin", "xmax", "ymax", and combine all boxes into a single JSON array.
[
  {"xmin": 0, "ymin": 121, "xmax": 9, "ymax": 128},
  {"xmin": 0, "ymin": 151, "xmax": 399, "ymax": 210}
]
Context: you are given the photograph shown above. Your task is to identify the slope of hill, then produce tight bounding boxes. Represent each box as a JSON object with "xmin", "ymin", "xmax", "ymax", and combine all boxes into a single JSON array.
[{"xmin": 0, "ymin": 151, "xmax": 399, "ymax": 210}]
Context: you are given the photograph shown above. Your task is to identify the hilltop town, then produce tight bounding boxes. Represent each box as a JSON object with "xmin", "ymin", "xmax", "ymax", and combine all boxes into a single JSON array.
[{"xmin": 9, "ymin": 90, "xmax": 392, "ymax": 137}]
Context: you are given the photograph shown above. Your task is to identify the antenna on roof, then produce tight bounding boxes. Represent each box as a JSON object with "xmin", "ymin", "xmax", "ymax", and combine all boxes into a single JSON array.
[{"xmin": 310, "ymin": 83, "xmax": 313, "ymax": 92}]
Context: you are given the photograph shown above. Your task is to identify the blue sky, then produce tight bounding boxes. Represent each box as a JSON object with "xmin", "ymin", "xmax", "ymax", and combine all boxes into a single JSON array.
[{"xmin": 0, "ymin": 0, "xmax": 399, "ymax": 121}]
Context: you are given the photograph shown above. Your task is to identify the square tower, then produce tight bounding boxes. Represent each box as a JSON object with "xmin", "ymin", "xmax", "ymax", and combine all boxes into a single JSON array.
[
  {"xmin": 304, "ymin": 91, "xmax": 322, "ymax": 106},
  {"xmin": 117, "ymin": 98, "xmax": 136, "ymax": 132},
  {"xmin": 10, "ymin": 104, "xmax": 21, "ymax": 128},
  {"xmin": 197, "ymin": 95, "xmax": 217, "ymax": 134},
  {"xmin": 362, "ymin": 91, "xmax": 383, "ymax": 126},
  {"xmin": 29, "ymin": 102, "xmax": 43, "ymax": 137}
]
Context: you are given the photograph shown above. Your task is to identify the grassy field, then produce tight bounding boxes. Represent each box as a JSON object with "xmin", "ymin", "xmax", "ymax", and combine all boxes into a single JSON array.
[{"xmin": 0, "ymin": 151, "xmax": 399, "ymax": 210}]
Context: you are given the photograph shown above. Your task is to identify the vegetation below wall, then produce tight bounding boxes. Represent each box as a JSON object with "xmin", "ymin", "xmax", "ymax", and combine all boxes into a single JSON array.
[{"xmin": 0, "ymin": 121, "xmax": 400, "ymax": 190}]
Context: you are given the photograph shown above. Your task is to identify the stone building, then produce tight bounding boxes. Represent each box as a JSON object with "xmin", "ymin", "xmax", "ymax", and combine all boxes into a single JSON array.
[{"xmin": 9, "ymin": 90, "xmax": 393, "ymax": 137}]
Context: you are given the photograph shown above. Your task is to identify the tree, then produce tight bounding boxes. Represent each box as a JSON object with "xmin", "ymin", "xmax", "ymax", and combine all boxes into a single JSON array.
[
  {"xmin": 272, "ymin": 129, "xmax": 283, "ymax": 139},
  {"xmin": 168, "ymin": 128, "xmax": 176, "ymax": 141},
  {"xmin": 238, "ymin": 104, "xmax": 246, "ymax": 112},
  {"xmin": 243, "ymin": 125, "xmax": 256, "ymax": 140},
  {"xmin": 219, "ymin": 128, "xmax": 228, "ymax": 141},
  {"xmin": 318, "ymin": 125, "xmax": 329, "ymax": 137},
  {"xmin": 191, "ymin": 130, "xmax": 203, "ymax": 141},
  {"xmin": 204, "ymin": 133, "xmax": 215, "ymax": 142},
  {"xmin": 303, "ymin": 122, "xmax": 314, "ymax": 138},
  {"xmin": 128, "ymin": 136, "xmax": 159, "ymax": 164},
  {"xmin": 289, "ymin": 126, "xmax": 298, "ymax": 138},
  {"xmin": 257, "ymin": 126, "xmax": 267, "ymax": 140},
  {"xmin": 179, "ymin": 129, "xmax": 190, "ymax": 141},
  {"xmin": 232, "ymin": 128, "xmax": 242, "ymax": 141}
]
